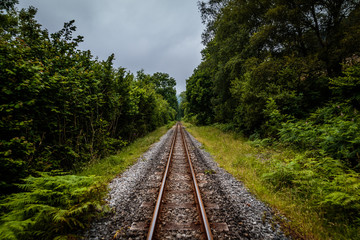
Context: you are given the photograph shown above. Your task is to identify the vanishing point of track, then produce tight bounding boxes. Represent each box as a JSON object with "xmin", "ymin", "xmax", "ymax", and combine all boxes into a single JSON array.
[
  {"xmin": 86, "ymin": 122, "xmax": 286, "ymax": 239},
  {"xmin": 147, "ymin": 123, "xmax": 213, "ymax": 240},
  {"xmin": 84, "ymin": 122, "xmax": 285, "ymax": 239}
]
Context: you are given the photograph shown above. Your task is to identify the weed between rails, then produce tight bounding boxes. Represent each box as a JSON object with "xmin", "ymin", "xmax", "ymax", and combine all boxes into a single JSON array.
[{"xmin": 183, "ymin": 123, "xmax": 360, "ymax": 240}]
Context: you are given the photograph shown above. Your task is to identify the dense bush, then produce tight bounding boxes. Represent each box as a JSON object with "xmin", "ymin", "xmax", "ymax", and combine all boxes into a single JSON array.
[
  {"xmin": 262, "ymin": 153, "xmax": 360, "ymax": 225},
  {"xmin": 0, "ymin": 173, "xmax": 107, "ymax": 240},
  {"xmin": 279, "ymin": 102, "xmax": 360, "ymax": 169}
]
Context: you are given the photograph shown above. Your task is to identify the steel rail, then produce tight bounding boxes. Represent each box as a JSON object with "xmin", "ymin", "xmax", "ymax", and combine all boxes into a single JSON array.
[
  {"xmin": 180, "ymin": 124, "xmax": 213, "ymax": 240},
  {"xmin": 146, "ymin": 123, "xmax": 178, "ymax": 240}
]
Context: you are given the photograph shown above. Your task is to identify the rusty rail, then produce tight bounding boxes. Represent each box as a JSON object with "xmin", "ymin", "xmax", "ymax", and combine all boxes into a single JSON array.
[
  {"xmin": 146, "ymin": 123, "xmax": 178, "ymax": 240},
  {"xmin": 146, "ymin": 123, "xmax": 213, "ymax": 240},
  {"xmin": 180, "ymin": 124, "xmax": 213, "ymax": 240}
]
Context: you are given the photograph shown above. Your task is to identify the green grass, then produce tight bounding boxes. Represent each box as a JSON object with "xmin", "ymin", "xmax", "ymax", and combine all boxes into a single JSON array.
[
  {"xmin": 0, "ymin": 123, "xmax": 175, "ymax": 240},
  {"xmin": 78, "ymin": 123, "xmax": 174, "ymax": 181},
  {"xmin": 183, "ymin": 122, "xmax": 360, "ymax": 240},
  {"xmin": 0, "ymin": 123, "xmax": 174, "ymax": 240}
]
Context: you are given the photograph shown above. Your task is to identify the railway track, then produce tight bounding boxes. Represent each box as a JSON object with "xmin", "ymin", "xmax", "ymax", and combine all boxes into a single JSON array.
[
  {"xmin": 86, "ymin": 123, "xmax": 287, "ymax": 239},
  {"xmin": 147, "ymin": 123, "xmax": 213, "ymax": 239}
]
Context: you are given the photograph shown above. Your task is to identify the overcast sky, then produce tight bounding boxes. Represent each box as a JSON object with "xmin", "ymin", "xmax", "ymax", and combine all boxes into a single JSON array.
[{"xmin": 17, "ymin": 0, "xmax": 205, "ymax": 94}]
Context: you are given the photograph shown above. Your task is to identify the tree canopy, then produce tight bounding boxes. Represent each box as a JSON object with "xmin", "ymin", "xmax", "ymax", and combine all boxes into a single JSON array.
[
  {"xmin": 184, "ymin": 0, "xmax": 360, "ymax": 167},
  {"xmin": 0, "ymin": 4, "xmax": 178, "ymax": 194}
]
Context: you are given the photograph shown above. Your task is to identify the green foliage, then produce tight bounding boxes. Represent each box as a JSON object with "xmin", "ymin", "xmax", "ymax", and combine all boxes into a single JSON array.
[
  {"xmin": 151, "ymin": 72, "xmax": 178, "ymax": 115},
  {"xmin": 262, "ymin": 97, "xmax": 289, "ymax": 137},
  {"xmin": 330, "ymin": 62, "xmax": 360, "ymax": 109},
  {"xmin": 186, "ymin": 124, "xmax": 360, "ymax": 238},
  {"xmin": 185, "ymin": 0, "xmax": 360, "ymax": 170},
  {"xmin": 0, "ymin": 173, "xmax": 107, "ymax": 240},
  {"xmin": 178, "ymin": 91, "xmax": 187, "ymax": 119},
  {"xmin": 186, "ymin": 0, "xmax": 359, "ymax": 135},
  {"xmin": 262, "ymin": 153, "xmax": 360, "ymax": 225},
  {"xmin": 185, "ymin": 1, "xmax": 360, "ymax": 237},
  {"xmin": 0, "ymin": 2, "xmax": 178, "ymax": 238},
  {"xmin": 185, "ymin": 65, "xmax": 214, "ymax": 124},
  {"xmin": 0, "ymin": 4, "xmax": 177, "ymax": 194},
  {"xmin": 279, "ymin": 102, "xmax": 360, "ymax": 168},
  {"xmin": 211, "ymin": 123, "xmax": 236, "ymax": 132}
]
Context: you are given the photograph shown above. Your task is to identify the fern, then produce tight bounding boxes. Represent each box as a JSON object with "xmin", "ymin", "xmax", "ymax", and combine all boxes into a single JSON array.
[
  {"xmin": 0, "ymin": 173, "xmax": 108, "ymax": 240},
  {"xmin": 262, "ymin": 153, "xmax": 360, "ymax": 224},
  {"xmin": 279, "ymin": 102, "xmax": 360, "ymax": 168}
]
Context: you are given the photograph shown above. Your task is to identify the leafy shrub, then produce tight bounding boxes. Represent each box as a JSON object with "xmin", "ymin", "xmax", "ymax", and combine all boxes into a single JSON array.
[
  {"xmin": 330, "ymin": 63, "xmax": 360, "ymax": 109},
  {"xmin": 279, "ymin": 120, "xmax": 322, "ymax": 150},
  {"xmin": 263, "ymin": 153, "xmax": 360, "ymax": 223},
  {"xmin": 262, "ymin": 97, "xmax": 291, "ymax": 138},
  {"xmin": 262, "ymin": 160, "xmax": 299, "ymax": 189},
  {"xmin": 0, "ymin": 173, "xmax": 108, "ymax": 240},
  {"xmin": 279, "ymin": 102, "xmax": 360, "ymax": 168},
  {"xmin": 182, "ymin": 113, "xmax": 198, "ymax": 125}
]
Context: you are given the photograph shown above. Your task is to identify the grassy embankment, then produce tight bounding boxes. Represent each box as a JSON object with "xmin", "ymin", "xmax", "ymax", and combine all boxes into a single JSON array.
[
  {"xmin": 0, "ymin": 123, "xmax": 174, "ymax": 240},
  {"xmin": 183, "ymin": 122, "xmax": 359, "ymax": 240},
  {"xmin": 79, "ymin": 122, "xmax": 174, "ymax": 180}
]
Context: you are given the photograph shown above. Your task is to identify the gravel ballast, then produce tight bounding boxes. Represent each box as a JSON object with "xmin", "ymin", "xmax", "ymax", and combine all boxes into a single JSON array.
[{"xmin": 84, "ymin": 126, "xmax": 289, "ymax": 239}]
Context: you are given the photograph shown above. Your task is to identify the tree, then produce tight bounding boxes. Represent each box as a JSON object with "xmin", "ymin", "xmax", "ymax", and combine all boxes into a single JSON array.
[
  {"xmin": 186, "ymin": 0, "xmax": 359, "ymax": 136},
  {"xmin": 1, "ymin": 4, "xmax": 178, "ymax": 193},
  {"xmin": 151, "ymin": 72, "xmax": 178, "ymax": 114},
  {"xmin": 186, "ymin": 65, "xmax": 214, "ymax": 124},
  {"xmin": 178, "ymin": 91, "xmax": 187, "ymax": 119}
]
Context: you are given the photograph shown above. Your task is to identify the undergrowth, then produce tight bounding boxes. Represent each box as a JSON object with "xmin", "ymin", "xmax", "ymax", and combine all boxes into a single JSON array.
[
  {"xmin": 279, "ymin": 102, "xmax": 360, "ymax": 169},
  {"xmin": 0, "ymin": 173, "xmax": 107, "ymax": 240},
  {"xmin": 185, "ymin": 123, "xmax": 360, "ymax": 240},
  {"xmin": 79, "ymin": 122, "xmax": 174, "ymax": 180},
  {"xmin": 0, "ymin": 123, "xmax": 173, "ymax": 240}
]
